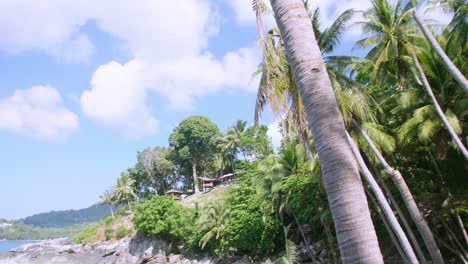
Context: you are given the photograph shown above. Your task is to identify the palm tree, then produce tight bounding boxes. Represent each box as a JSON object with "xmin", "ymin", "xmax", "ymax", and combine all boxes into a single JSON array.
[
  {"xmin": 356, "ymin": 123, "xmax": 445, "ymax": 264},
  {"xmin": 412, "ymin": 10, "xmax": 467, "ymax": 92},
  {"xmin": 198, "ymin": 203, "xmax": 229, "ymax": 249},
  {"xmin": 225, "ymin": 120, "xmax": 247, "ymax": 159},
  {"xmin": 357, "ymin": 0, "xmax": 467, "ymax": 159},
  {"xmin": 396, "ymin": 34, "xmax": 466, "ymax": 160},
  {"xmin": 113, "ymin": 173, "xmax": 136, "ymax": 213},
  {"xmin": 254, "ymin": 4, "xmax": 359, "ymax": 160},
  {"xmin": 269, "ymin": 1, "xmax": 383, "ymax": 262},
  {"xmin": 410, "ymin": 51, "xmax": 468, "ymax": 159},
  {"xmin": 100, "ymin": 190, "xmax": 115, "ymax": 219},
  {"xmin": 346, "ymin": 132, "xmax": 419, "ymax": 263}
]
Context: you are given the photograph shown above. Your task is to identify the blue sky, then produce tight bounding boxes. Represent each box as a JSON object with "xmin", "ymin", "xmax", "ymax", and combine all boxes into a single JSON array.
[{"xmin": 0, "ymin": 0, "xmax": 449, "ymax": 220}]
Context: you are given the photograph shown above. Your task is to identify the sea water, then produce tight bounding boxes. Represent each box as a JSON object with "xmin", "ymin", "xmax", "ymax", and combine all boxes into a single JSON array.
[{"xmin": 0, "ymin": 240, "xmax": 40, "ymax": 252}]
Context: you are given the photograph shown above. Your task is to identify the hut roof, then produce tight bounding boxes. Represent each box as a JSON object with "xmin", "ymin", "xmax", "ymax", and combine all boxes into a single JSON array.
[
  {"xmin": 219, "ymin": 173, "xmax": 236, "ymax": 179},
  {"xmin": 165, "ymin": 189, "xmax": 183, "ymax": 194},
  {"xmin": 198, "ymin": 177, "xmax": 219, "ymax": 182}
]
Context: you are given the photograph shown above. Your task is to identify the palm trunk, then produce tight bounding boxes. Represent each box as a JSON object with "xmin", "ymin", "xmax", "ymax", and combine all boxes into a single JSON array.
[
  {"xmin": 374, "ymin": 168, "xmax": 428, "ymax": 264},
  {"xmin": 110, "ymin": 205, "xmax": 115, "ymax": 220},
  {"xmin": 270, "ymin": 1, "xmax": 383, "ymax": 262},
  {"xmin": 192, "ymin": 161, "xmax": 200, "ymax": 194},
  {"xmin": 347, "ymin": 132, "xmax": 419, "ymax": 264},
  {"xmin": 365, "ymin": 188, "xmax": 409, "ymax": 264},
  {"xmin": 300, "ymin": 129, "xmax": 314, "ymax": 160},
  {"xmin": 356, "ymin": 124, "xmax": 445, "ymax": 264},
  {"xmin": 411, "ymin": 52, "xmax": 468, "ymax": 160},
  {"xmin": 455, "ymin": 212, "xmax": 468, "ymax": 248},
  {"xmin": 412, "ymin": 11, "xmax": 468, "ymax": 93},
  {"xmin": 291, "ymin": 211, "xmax": 320, "ymax": 263},
  {"xmin": 127, "ymin": 200, "xmax": 132, "ymax": 213}
]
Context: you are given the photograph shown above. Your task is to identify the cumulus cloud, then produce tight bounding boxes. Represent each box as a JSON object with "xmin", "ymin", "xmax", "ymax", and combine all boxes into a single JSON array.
[
  {"xmin": 1, "ymin": 0, "xmax": 263, "ymax": 137},
  {"xmin": 267, "ymin": 118, "xmax": 283, "ymax": 152},
  {"xmin": 0, "ymin": 0, "xmax": 94, "ymax": 63},
  {"xmin": 77, "ymin": 1, "xmax": 260, "ymax": 137},
  {"xmin": 0, "ymin": 85, "xmax": 78, "ymax": 141},
  {"xmin": 226, "ymin": 0, "xmax": 276, "ymax": 29},
  {"xmin": 80, "ymin": 60, "xmax": 159, "ymax": 138}
]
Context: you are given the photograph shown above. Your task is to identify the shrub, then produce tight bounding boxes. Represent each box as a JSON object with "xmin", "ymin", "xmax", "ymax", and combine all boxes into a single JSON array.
[
  {"xmin": 133, "ymin": 196, "xmax": 194, "ymax": 242},
  {"xmin": 115, "ymin": 225, "xmax": 131, "ymax": 240},
  {"xmin": 218, "ymin": 185, "xmax": 281, "ymax": 256},
  {"xmin": 73, "ymin": 224, "xmax": 99, "ymax": 244},
  {"xmin": 102, "ymin": 216, "xmax": 114, "ymax": 226},
  {"xmin": 104, "ymin": 228, "xmax": 113, "ymax": 241}
]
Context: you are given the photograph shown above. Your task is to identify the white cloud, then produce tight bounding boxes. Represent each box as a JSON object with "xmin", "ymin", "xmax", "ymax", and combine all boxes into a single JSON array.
[
  {"xmin": 0, "ymin": 85, "xmax": 78, "ymax": 141},
  {"xmin": 226, "ymin": 0, "xmax": 276, "ymax": 30},
  {"xmin": 267, "ymin": 118, "xmax": 282, "ymax": 151},
  {"xmin": 0, "ymin": 0, "xmax": 94, "ymax": 63},
  {"xmin": 1, "ymin": 0, "xmax": 263, "ymax": 137},
  {"xmin": 80, "ymin": 47, "xmax": 259, "ymax": 136},
  {"xmin": 148, "ymin": 47, "xmax": 261, "ymax": 110},
  {"xmin": 80, "ymin": 60, "xmax": 158, "ymax": 138}
]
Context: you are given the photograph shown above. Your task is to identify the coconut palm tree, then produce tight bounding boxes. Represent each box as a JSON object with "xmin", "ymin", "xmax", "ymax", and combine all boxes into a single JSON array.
[
  {"xmin": 198, "ymin": 203, "xmax": 229, "ymax": 249},
  {"xmin": 346, "ymin": 132, "xmax": 419, "ymax": 263},
  {"xmin": 357, "ymin": 0, "xmax": 467, "ymax": 160},
  {"xmin": 268, "ymin": 1, "xmax": 383, "ymax": 262},
  {"xmin": 113, "ymin": 173, "xmax": 136, "ymax": 213},
  {"xmin": 225, "ymin": 120, "xmax": 247, "ymax": 159},
  {"xmin": 412, "ymin": 9, "xmax": 467, "ymax": 92},
  {"xmin": 100, "ymin": 190, "xmax": 116, "ymax": 219}
]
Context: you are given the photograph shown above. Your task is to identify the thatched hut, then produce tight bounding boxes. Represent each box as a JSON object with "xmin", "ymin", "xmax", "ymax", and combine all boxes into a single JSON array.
[
  {"xmin": 198, "ymin": 177, "xmax": 220, "ymax": 192},
  {"xmin": 165, "ymin": 189, "xmax": 184, "ymax": 200}
]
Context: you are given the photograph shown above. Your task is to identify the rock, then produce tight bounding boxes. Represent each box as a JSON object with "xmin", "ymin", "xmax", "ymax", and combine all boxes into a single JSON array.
[
  {"xmin": 101, "ymin": 250, "xmax": 116, "ymax": 257},
  {"xmin": 146, "ymin": 254, "xmax": 167, "ymax": 264}
]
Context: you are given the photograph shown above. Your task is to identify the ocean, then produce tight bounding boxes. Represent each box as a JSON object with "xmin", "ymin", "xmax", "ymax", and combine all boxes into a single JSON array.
[{"xmin": 0, "ymin": 240, "xmax": 40, "ymax": 252}]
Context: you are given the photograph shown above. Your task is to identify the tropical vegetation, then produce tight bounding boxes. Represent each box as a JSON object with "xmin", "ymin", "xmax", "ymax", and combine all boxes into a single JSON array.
[{"xmin": 90, "ymin": 0, "xmax": 467, "ymax": 263}]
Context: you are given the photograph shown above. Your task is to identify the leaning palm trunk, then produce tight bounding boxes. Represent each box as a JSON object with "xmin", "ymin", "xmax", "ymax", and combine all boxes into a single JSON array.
[
  {"xmin": 374, "ymin": 169, "xmax": 428, "ymax": 264},
  {"xmin": 269, "ymin": 1, "xmax": 383, "ymax": 262},
  {"xmin": 411, "ymin": 52, "xmax": 468, "ymax": 160},
  {"xmin": 127, "ymin": 200, "xmax": 132, "ymax": 213},
  {"xmin": 455, "ymin": 212, "xmax": 468, "ymax": 248},
  {"xmin": 365, "ymin": 188, "xmax": 409, "ymax": 264},
  {"xmin": 291, "ymin": 211, "xmax": 320, "ymax": 263},
  {"xmin": 110, "ymin": 205, "xmax": 115, "ymax": 220},
  {"xmin": 346, "ymin": 132, "xmax": 419, "ymax": 264},
  {"xmin": 412, "ymin": 11, "xmax": 468, "ymax": 93},
  {"xmin": 356, "ymin": 124, "xmax": 445, "ymax": 264}
]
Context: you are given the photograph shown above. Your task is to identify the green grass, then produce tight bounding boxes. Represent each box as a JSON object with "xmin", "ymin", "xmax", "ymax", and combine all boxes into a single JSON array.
[
  {"xmin": 73, "ymin": 211, "xmax": 134, "ymax": 243},
  {"xmin": 179, "ymin": 185, "xmax": 236, "ymax": 209}
]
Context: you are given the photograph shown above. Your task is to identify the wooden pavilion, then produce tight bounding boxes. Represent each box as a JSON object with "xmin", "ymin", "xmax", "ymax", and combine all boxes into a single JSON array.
[
  {"xmin": 165, "ymin": 189, "xmax": 184, "ymax": 200},
  {"xmin": 198, "ymin": 177, "xmax": 220, "ymax": 192}
]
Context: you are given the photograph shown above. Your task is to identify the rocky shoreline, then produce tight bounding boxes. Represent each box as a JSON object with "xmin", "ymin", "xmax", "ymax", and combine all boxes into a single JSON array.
[{"xmin": 0, "ymin": 233, "xmax": 251, "ymax": 264}]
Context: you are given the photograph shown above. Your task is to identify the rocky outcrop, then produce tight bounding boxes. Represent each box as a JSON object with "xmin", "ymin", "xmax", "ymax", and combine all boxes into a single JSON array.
[{"xmin": 0, "ymin": 235, "xmax": 247, "ymax": 264}]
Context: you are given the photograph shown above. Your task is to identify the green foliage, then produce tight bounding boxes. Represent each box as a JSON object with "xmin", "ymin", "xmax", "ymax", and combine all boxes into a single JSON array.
[
  {"xmin": 133, "ymin": 196, "xmax": 194, "ymax": 241},
  {"xmin": 0, "ymin": 221, "xmax": 86, "ymax": 240},
  {"xmin": 169, "ymin": 115, "xmax": 221, "ymax": 163},
  {"xmin": 73, "ymin": 224, "xmax": 100, "ymax": 244},
  {"xmin": 113, "ymin": 173, "xmax": 136, "ymax": 211},
  {"xmin": 104, "ymin": 228, "xmax": 113, "ymax": 241},
  {"xmin": 23, "ymin": 203, "xmax": 112, "ymax": 228},
  {"xmin": 216, "ymin": 180, "xmax": 281, "ymax": 256},
  {"xmin": 239, "ymin": 125, "xmax": 273, "ymax": 159},
  {"xmin": 115, "ymin": 225, "xmax": 131, "ymax": 240},
  {"xmin": 73, "ymin": 214, "xmax": 122, "ymax": 244}
]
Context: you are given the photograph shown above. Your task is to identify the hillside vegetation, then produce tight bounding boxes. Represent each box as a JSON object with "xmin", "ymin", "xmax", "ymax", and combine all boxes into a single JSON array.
[
  {"xmin": 23, "ymin": 203, "xmax": 112, "ymax": 228},
  {"xmin": 0, "ymin": 221, "xmax": 86, "ymax": 240},
  {"xmin": 73, "ymin": 209, "xmax": 134, "ymax": 244}
]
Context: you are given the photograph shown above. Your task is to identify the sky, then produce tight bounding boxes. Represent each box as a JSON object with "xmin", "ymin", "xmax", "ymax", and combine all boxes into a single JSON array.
[{"xmin": 0, "ymin": 0, "xmax": 451, "ymax": 220}]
